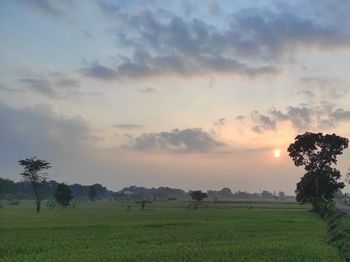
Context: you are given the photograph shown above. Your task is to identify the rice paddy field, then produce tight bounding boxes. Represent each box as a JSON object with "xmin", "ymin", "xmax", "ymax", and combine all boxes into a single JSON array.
[{"xmin": 0, "ymin": 201, "xmax": 342, "ymax": 261}]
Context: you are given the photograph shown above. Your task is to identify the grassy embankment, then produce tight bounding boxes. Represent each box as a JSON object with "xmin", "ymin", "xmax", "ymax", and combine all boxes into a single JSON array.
[{"xmin": 326, "ymin": 209, "xmax": 350, "ymax": 261}]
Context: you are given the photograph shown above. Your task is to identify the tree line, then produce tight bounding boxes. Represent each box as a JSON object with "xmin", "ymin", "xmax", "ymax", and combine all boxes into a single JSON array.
[{"xmin": 2, "ymin": 131, "xmax": 348, "ymax": 214}]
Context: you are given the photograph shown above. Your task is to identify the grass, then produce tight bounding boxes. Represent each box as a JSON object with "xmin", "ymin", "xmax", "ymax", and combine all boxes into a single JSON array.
[
  {"xmin": 326, "ymin": 210, "xmax": 350, "ymax": 260},
  {"xmin": 0, "ymin": 201, "xmax": 342, "ymax": 261}
]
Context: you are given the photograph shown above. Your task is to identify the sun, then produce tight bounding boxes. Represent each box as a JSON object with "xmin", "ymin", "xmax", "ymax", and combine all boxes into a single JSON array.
[{"xmin": 274, "ymin": 149, "xmax": 281, "ymax": 158}]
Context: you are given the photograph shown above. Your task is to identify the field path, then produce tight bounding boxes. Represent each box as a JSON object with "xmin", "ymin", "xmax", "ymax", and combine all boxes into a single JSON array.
[{"xmin": 336, "ymin": 203, "xmax": 350, "ymax": 214}]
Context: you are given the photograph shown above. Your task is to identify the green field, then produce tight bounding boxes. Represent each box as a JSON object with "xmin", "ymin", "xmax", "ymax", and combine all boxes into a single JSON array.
[{"xmin": 0, "ymin": 201, "xmax": 342, "ymax": 261}]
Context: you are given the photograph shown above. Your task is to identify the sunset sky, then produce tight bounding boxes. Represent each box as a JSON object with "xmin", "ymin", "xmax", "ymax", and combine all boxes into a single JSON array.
[{"xmin": 1, "ymin": 0, "xmax": 350, "ymax": 194}]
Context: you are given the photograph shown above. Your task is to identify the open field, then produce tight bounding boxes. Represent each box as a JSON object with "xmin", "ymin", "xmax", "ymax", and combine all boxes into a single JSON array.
[{"xmin": 0, "ymin": 201, "xmax": 342, "ymax": 261}]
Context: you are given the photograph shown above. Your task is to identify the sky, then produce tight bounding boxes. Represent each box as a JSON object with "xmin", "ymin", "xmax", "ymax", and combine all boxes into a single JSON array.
[{"xmin": 1, "ymin": 0, "xmax": 350, "ymax": 194}]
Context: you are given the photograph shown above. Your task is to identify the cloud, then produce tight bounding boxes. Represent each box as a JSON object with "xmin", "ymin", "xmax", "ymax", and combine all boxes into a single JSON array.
[
  {"xmin": 0, "ymin": 84, "xmax": 22, "ymax": 93},
  {"xmin": 54, "ymin": 77, "xmax": 80, "ymax": 88},
  {"xmin": 113, "ymin": 124, "xmax": 144, "ymax": 130},
  {"xmin": 18, "ymin": 74, "xmax": 81, "ymax": 98},
  {"xmin": 298, "ymin": 77, "xmax": 349, "ymax": 100},
  {"xmin": 332, "ymin": 108, "xmax": 350, "ymax": 121},
  {"xmin": 249, "ymin": 102, "xmax": 350, "ymax": 133},
  {"xmin": 251, "ymin": 111, "xmax": 276, "ymax": 133},
  {"xmin": 208, "ymin": 0, "xmax": 221, "ymax": 16},
  {"xmin": 0, "ymin": 103, "xmax": 95, "ymax": 159},
  {"xmin": 80, "ymin": 62, "xmax": 119, "ymax": 81},
  {"xmin": 92, "ymin": 2, "xmax": 350, "ymax": 80},
  {"xmin": 138, "ymin": 87, "xmax": 156, "ymax": 93},
  {"xmin": 235, "ymin": 115, "xmax": 245, "ymax": 121},
  {"xmin": 88, "ymin": 7, "xmax": 282, "ymax": 80},
  {"xmin": 81, "ymin": 55, "xmax": 280, "ymax": 81},
  {"xmin": 213, "ymin": 118, "xmax": 227, "ymax": 127},
  {"xmin": 229, "ymin": 8, "xmax": 350, "ymax": 60},
  {"xmin": 127, "ymin": 128, "xmax": 226, "ymax": 153},
  {"xmin": 19, "ymin": 78, "xmax": 57, "ymax": 98},
  {"xmin": 15, "ymin": 0, "xmax": 73, "ymax": 18}
]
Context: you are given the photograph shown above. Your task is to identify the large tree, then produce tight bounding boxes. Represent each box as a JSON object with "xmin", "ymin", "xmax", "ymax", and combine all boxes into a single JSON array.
[
  {"xmin": 54, "ymin": 183, "xmax": 73, "ymax": 208},
  {"xmin": 295, "ymin": 167, "xmax": 343, "ymax": 204},
  {"xmin": 288, "ymin": 132, "xmax": 348, "ymax": 208},
  {"xmin": 18, "ymin": 157, "xmax": 51, "ymax": 213}
]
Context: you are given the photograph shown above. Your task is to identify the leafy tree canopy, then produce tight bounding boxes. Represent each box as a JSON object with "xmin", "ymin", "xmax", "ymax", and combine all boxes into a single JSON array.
[
  {"xmin": 88, "ymin": 185, "xmax": 97, "ymax": 201},
  {"xmin": 288, "ymin": 132, "xmax": 348, "ymax": 172},
  {"xmin": 18, "ymin": 157, "xmax": 51, "ymax": 184},
  {"xmin": 296, "ymin": 167, "xmax": 344, "ymax": 204},
  {"xmin": 54, "ymin": 183, "xmax": 73, "ymax": 208},
  {"xmin": 189, "ymin": 190, "xmax": 208, "ymax": 202}
]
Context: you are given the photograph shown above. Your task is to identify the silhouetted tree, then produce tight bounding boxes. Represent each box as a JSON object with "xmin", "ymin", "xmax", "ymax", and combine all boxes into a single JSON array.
[
  {"xmin": 18, "ymin": 157, "xmax": 51, "ymax": 213},
  {"xmin": 278, "ymin": 191, "xmax": 286, "ymax": 200},
  {"xmin": 296, "ymin": 168, "xmax": 343, "ymax": 204},
  {"xmin": 288, "ymin": 132, "xmax": 348, "ymax": 209},
  {"xmin": 54, "ymin": 183, "xmax": 73, "ymax": 208},
  {"xmin": 88, "ymin": 185, "xmax": 97, "ymax": 201},
  {"xmin": 0, "ymin": 178, "xmax": 11, "ymax": 196},
  {"xmin": 113, "ymin": 192, "xmax": 125, "ymax": 201},
  {"xmin": 261, "ymin": 190, "xmax": 274, "ymax": 200},
  {"xmin": 0, "ymin": 178, "xmax": 12, "ymax": 207},
  {"xmin": 189, "ymin": 190, "xmax": 208, "ymax": 202}
]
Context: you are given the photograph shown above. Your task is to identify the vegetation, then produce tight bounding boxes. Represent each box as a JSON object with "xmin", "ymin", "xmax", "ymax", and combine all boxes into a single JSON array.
[
  {"xmin": 54, "ymin": 183, "xmax": 73, "ymax": 208},
  {"xmin": 0, "ymin": 178, "xmax": 12, "ymax": 207},
  {"xmin": 0, "ymin": 201, "xmax": 342, "ymax": 261},
  {"xmin": 288, "ymin": 132, "xmax": 348, "ymax": 215},
  {"xmin": 326, "ymin": 210, "xmax": 350, "ymax": 261},
  {"xmin": 0, "ymin": 178, "xmax": 293, "ymax": 202},
  {"xmin": 189, "ymin": 190, "xmax": 208, "ymax": 203},
  {"xmin": 88, "ymin": 185, "xmax": 97, "ymax": 201},
  {"xmin": 18, "ymin": 157, "xmax": 51, "ymax": 213},
  {"xmin": 0, "ymin": 179, "xmax": 113, "ymax": 201}
]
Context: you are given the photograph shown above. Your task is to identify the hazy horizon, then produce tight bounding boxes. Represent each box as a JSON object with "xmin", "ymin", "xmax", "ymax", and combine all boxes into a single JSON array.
[{"xmin": 1, "ymin": 0, "xmax": 350, "ymax": 195}]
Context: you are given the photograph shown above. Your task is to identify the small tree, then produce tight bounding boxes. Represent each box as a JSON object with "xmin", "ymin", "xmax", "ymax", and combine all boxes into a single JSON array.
[
  {"xmin": 189, "ymin": 190, "xmax": 208, "ymax": 203},
  {"xmin": 54, "ymin": 183, "xmax": 73, "ymax": 208},
  {"xmin": 18, "ymin": 157, "xmax": 51, "ymax": 213},
  {"xmin": 187, "ymin": 190, "xmax": 208, "ymax": 210},
  {"xmin": 288, "ymin": 132, "xmax": 348, "ymax": 211},
  {"xmin": 88, "ymin": 185, "xmax": 97, "ymax": 201}
]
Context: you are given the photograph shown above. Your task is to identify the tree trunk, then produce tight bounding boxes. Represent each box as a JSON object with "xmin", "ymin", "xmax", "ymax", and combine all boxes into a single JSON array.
[
  {"xmin": 36, "ymin": 200, "xmax": 41, "ymax": 213},
  {"xmin": 315, "ymin": 176, "xmax": 319, "ymax": 198},
  {"xmin": 32, "ymin": 183, "xmax": 41, "ymax": 213}
]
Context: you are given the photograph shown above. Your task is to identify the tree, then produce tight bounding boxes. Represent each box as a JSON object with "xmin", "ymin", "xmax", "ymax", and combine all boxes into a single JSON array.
[
  {"xmin": 18, "ymin": 157, "xmax": 51, "ymax": 213},
  {"xmin": 88, "ymin": 185, "xmax": 97, "ymax": 201},
  {"xmin": 288, "ymin": 132, "xmax": 348, "ymax": 209},
  {"xmin": 54, "ymin": 183, "xmax": 73, "ymax": 208},
  {"xmin": 0, "ymin": 177, "xmax": 12, "ymax": 207},
  {"xmin": 261, "ymin": 190, "xmax": 274, "ymax": 200},
  {"xmin": 295, "ymin": 168, "xmax": 344, "ymax": 204},
  {"xmin": 189, "ymin": 190, "xmax": 208, "ymax": 202},
  {"xmin": 0, "ymin": 177, "xmax": 12, "ymax": 196},
  {"xmin": 278, "ymin": 191, "xmax": 286, "ymax": 200}
]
